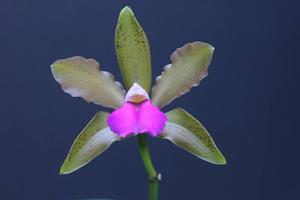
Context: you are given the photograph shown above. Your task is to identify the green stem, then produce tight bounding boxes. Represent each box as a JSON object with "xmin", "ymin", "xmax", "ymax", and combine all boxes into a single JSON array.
[
  {"xmin": 137, "ymin": 134, "xmax": 160, "ymax": 200},
  {"xmin": 149, "ymin": 179, "xmax": 159, "ymax": 200}
]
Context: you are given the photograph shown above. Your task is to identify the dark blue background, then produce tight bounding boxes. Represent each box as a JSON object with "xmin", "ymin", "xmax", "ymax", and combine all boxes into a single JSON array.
[{"xmin": 1, "ymin": 0, "xmax": 299, "ymax": 199}]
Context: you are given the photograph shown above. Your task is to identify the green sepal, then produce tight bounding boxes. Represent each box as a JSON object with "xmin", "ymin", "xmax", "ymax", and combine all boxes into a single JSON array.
[
  {"xmin": 160, "ymin": 108, "xmax": 226, "ymax": 165},
  {"xmin": 60, "ymin": 111, "xmax": 121, "ymax": 174},
  {"xmin": 115, "ymin": 6, "xmax": 152, "ymax": 92}
]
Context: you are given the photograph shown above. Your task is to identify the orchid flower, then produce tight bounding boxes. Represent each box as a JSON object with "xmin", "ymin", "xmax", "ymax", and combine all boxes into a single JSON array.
[{"xmin": 51, "ymin": 6, "xmax": 226, "ymax": 192}]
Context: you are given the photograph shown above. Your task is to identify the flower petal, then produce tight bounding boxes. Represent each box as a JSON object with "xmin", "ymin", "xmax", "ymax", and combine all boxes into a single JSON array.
[
  {"xmin": 60, "ymin": 111, "xmax": 121, "ymax": 174},
  {"xmin": 107, "ymin": 102, "xmax": 139, "ymax": 137},
  {"xmin": 115, "ymin": 6, "xmax": 152, "ymax": 92},
  {"xmin": 138, "ymin": 100, "xmax": 167, "ymax": 137},
  {"xmin": 51, "ymin": 56, "xmax": 125, "ymax": 109},
  {"xmin": 151, "ymin": 42, "xmax": 214, "ymax": 108},
  {"xmin": 107, "ymin": 100, "xmax": 167, "ymax": 137},
  {"xmin": 159, "ymin": 108, "xmax": 226, "ymax": 165}
]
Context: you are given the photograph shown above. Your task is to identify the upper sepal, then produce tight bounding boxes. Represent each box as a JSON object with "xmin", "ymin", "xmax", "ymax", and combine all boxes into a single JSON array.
[
  {"xmin": 160, "ymin": 108, "xmax": 226, "ymax": 165},
  {"xmin": 151, "ymin": 42, "xmax": 214, "ymax": 108},
  {"xmin": 60, "ymin": 111, "xmax": 121, "ymax": 174},
  {"xmin": 115, "ymin": 6, "xmax": 152, "ymax": 92},
  {"xmin": 51, "ymin": 56, "xmax": 125, "ymax": 109}
]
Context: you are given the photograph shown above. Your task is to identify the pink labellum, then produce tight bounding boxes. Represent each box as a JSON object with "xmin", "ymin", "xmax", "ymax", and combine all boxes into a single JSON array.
[
  {"xmin": 137, "ymin": 100, "xmax": 167, "ymax": 137},
  {"xmin": 107, "ymin": 100, "xmax": 167, "ymax": 138}
]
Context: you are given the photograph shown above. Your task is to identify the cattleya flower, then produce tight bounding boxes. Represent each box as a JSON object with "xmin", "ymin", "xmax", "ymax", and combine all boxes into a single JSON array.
[{"xmin": 51, "ymin": 7, "xmax": 226, "ymax": 175}]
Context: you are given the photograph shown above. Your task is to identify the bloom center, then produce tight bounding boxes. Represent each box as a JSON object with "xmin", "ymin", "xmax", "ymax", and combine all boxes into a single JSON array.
[{"xmin": 107, "ymin": 83, "xmax": 167, "ymax": 137}]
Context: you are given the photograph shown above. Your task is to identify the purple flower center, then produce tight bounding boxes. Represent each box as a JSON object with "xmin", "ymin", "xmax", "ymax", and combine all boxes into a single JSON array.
[{"xmin": 107, "ymin": 83, "xmax": 167, "ymax": 137}]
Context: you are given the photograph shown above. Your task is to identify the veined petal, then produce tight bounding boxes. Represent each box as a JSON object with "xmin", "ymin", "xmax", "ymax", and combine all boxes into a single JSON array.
[
  {"xmin": 107, "ymin": 100, "xmax": 167, "ymax": 137},
  {"xmin": 60, "ymin": 111, "xmax": 121, "ymax": 174},
  {"xmin": 151, "ymin": 42, "xmax": 214, "ymax": 108},
  {"xmin": 160, "ymin": 108, "xmax": 226, "ymax": 165},
  {"xmin": 115, "ymin": 6, "xmax": 152, "ymax": 92},
  {"xmin": 51, "ymin": 56, "xmax": 125, "ymax": 109}
]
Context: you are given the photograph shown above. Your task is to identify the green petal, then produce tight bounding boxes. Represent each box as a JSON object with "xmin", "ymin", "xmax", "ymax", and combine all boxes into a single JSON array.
[
  {"xmin": 115, "ymin": 6, "xmax": 152, "ymax": 92},
  {"xmin": 160, "ymin": 108, "xmax": 226, "ymax": 165},
  {"xmin": 60, "ymin": 111, "xmax": 121, "ymax": 174},
  {"xmin": 51, "ymin": 56, "xmax": 125, "ymax": 109},
  {"xmin": 151, "ymin": 42, "xmax": 214, "ymax": 108}
]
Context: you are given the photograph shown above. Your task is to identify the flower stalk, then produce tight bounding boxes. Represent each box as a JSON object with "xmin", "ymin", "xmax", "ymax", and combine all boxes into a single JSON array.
[
  {"xmin": 149, "ymin": 179, "xmax": 159, "ymax": 200},
  {"xmin": 137, "ymin": 134, "xmax": 160, "ymax": 200}
]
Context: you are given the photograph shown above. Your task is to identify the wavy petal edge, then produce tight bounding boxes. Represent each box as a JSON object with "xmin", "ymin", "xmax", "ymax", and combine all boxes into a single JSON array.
[
  {"xmin": 151, "ymin": 42, "xmax": 214, "ymax": 108},
  {"xmin": 51, "ymin": 56, "xmax": 125, "ymax": 109}
]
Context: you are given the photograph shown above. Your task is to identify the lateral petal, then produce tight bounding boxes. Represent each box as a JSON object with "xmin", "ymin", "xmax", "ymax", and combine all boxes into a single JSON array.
[
  {"xmin": 151, "ymin": 42, "xmax": 214, "ymax": 108},
  {"xmin": 51, "ymin": 56, "xmax": 125, "ymax": 109}
]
